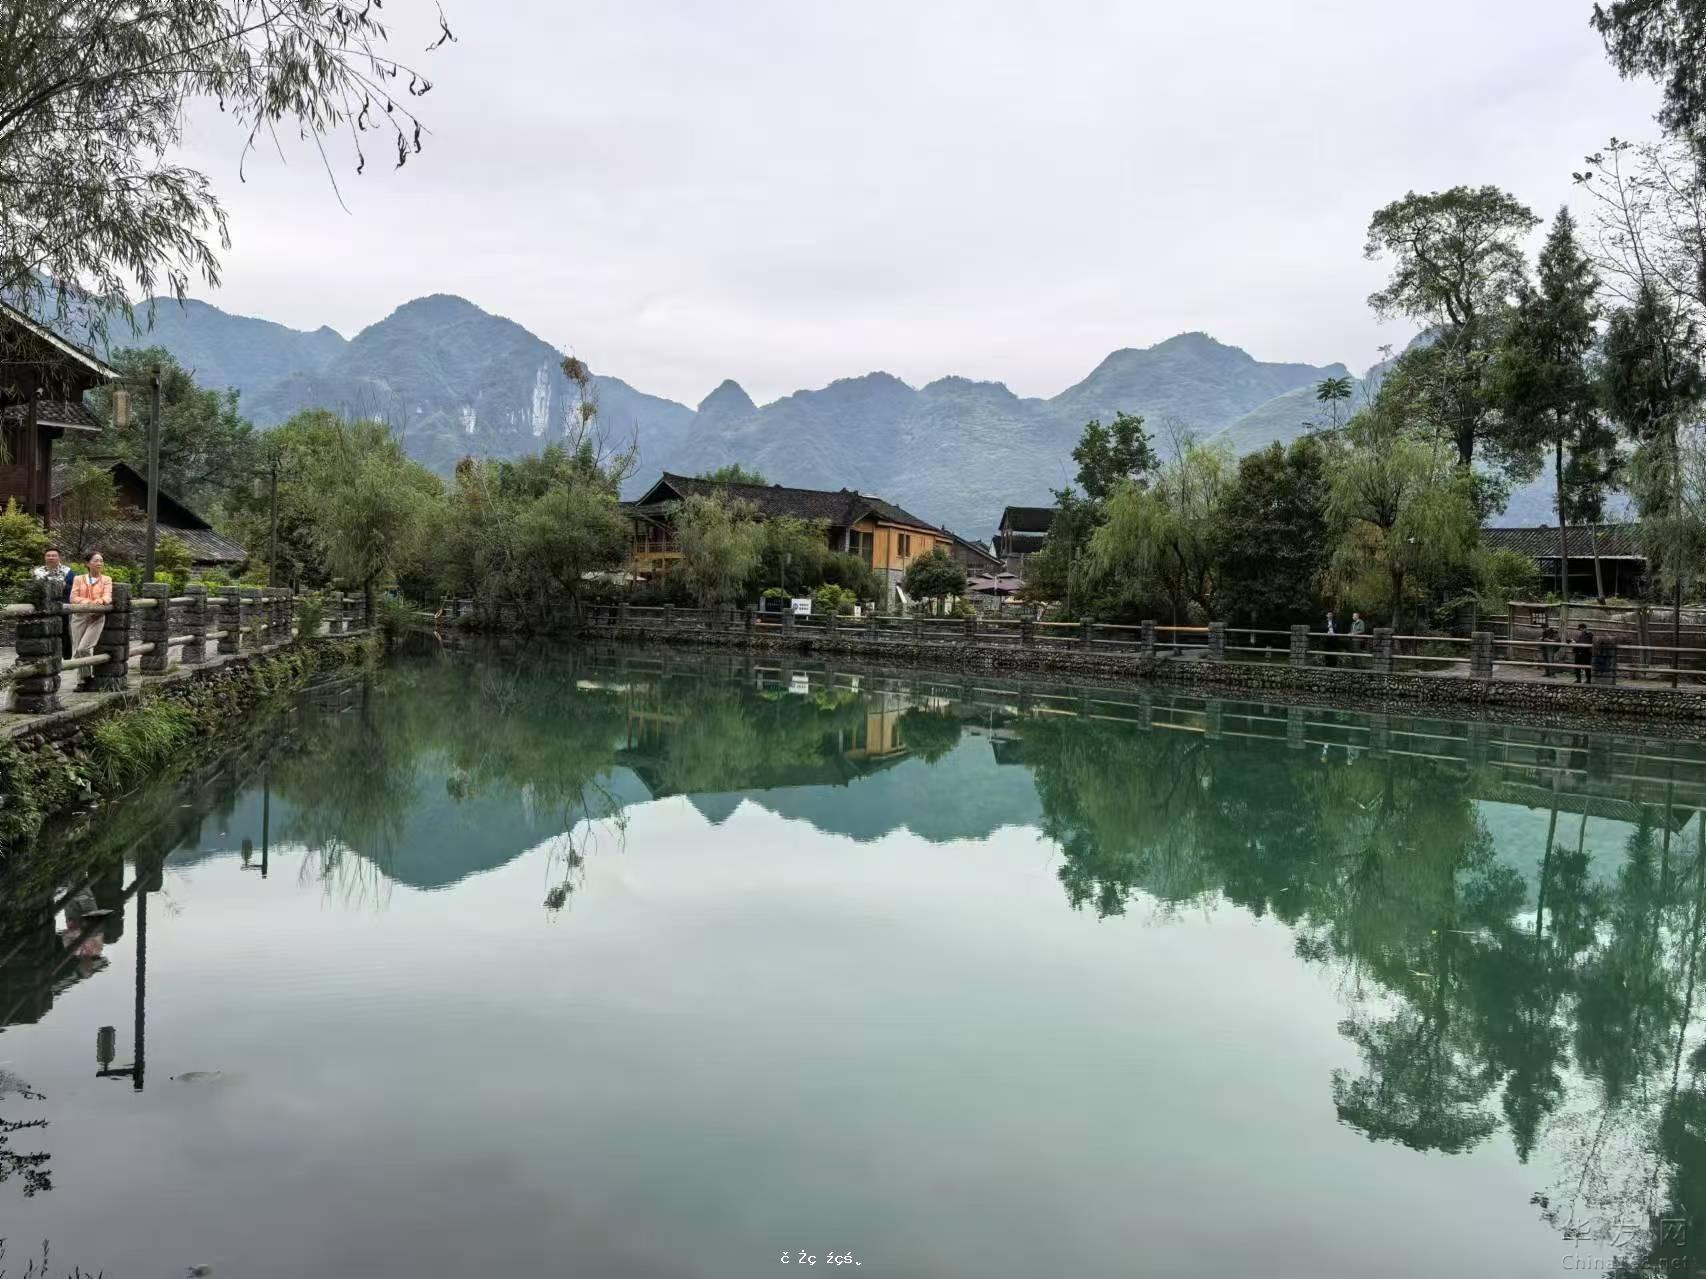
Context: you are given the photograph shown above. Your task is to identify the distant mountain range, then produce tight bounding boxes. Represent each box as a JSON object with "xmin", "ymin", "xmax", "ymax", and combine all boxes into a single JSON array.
[{"xmin": 113, "ymin": 292, "xmax": 1557, "ymax": 535}]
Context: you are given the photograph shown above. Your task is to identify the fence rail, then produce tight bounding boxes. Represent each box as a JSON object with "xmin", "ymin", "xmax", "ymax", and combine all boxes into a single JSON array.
[
  {"xmin": 548, "ymin": 603, "xmax": 1696, "ymax": 693},
  {"xmin": 1, "ymin": 580, "xmax": 374, "ymax": 715}
]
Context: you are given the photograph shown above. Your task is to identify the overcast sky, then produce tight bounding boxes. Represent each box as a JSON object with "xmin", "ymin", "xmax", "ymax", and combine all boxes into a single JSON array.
[{"xmin": 178, "ymin": 0, "xmax": 1665, "ymax": 408}]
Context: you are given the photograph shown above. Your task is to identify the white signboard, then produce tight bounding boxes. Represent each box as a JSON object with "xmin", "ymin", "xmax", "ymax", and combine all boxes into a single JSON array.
[{"xmin": 791, "ymin": 597, "xmax": 813, "ymax": 616}]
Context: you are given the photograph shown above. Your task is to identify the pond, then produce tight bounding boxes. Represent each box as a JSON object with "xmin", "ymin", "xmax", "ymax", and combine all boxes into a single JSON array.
[{"xmin": 0, "ymin": 643, "xmax": 1703, "ymax": 1278}]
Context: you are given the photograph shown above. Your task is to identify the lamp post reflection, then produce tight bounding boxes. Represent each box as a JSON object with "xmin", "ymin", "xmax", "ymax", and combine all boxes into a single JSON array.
[{"xmin": 93, "ymin": 855, "xmax": 155, "ymax": 1092}]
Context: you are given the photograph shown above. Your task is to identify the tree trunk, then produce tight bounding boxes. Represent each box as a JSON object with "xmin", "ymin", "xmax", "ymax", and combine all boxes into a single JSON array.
[
  {"xmin": 1555, "ymin": 442, "xmax": 1570, "ymax": 632},
  {"xmin": 1536, "ymin": 782, "xmax": 1559, "ymax": 943}
]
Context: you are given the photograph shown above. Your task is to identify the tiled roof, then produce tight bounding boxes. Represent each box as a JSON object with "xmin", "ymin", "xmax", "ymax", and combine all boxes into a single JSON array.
[
  {"xmin": 1, "ymin": 400, "xmax": 102, "ymax": 431},
  {"xmin": 634, "ymin": 473, "xmax": 942, "ymax": 531},
  {"xmin": 999, "ymin": 505, "xmax": 1057, "ymax": 533},
  {"xmin": 943, "ymin": 528, "xmax": 1002, "ymax": 567},
  {"xmin": 69, "ymin": 517, "xmax": 248, "ymax": 566},
  {"xmin": 1481, "ymin": 525, "xmax": 1647, "ymax": 559}
]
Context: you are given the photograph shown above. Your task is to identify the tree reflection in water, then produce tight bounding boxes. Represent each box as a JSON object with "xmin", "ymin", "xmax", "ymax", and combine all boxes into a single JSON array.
[{"xmin": 9, "ymin": 643, "xmax": 1706, "ymax": 1272}]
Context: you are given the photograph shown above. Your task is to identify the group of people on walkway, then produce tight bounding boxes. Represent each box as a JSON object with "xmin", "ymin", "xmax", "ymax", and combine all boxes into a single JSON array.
[
  {"xmin": 30, "ymin": 546, "xmax": 115, "ymax": 679},
  {"xmin": 1538, "ymin": 621, "xmax": 1598, "ymax": 683}
]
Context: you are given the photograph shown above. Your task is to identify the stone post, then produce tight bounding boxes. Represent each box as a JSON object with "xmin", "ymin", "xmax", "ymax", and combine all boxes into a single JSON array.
[
  {"xmin": 1290, "ymin": 624, "xmax": 1310, "ymax": 668},
  {"xmin": 218, "ymin": 588, "xmax": 243, "ymax": 655},
  {"xmin": 1594, "ymin": 635, "xmax": 1618, "ymax": 686},
  {"xmin": 12, "ymin": 577, "xmax": 63, "ymax": 714},
  {"xmin": 1140, "ymin": 620, "xmax": 1156, "ymax": 658},
  {"xmin": 277, "ymin": 589, "xmax": 293, "ymax": 638},
  {"xmin": 1020, "ymin": 617, "xmax": 1034, "ymax": 647},
  {"xmin": 1207, "ymin": 621, "xmax": 1226, "ymax": 661},
  {"xmin": 1371, "ymin": 627, "xmax": 1394, "ymax": 675},
  {"xmin": 242, "ymin": 587, "xmax": 263, "ymax": 646},
  {"xmin": 88, "ymin": 582, "xmax": 131, "ymax": 691},
  {"xmin": 138, "ymin": 583, "xmax": 171, "ymax": 675},
  {"xmin": 913, "ymin": 618, "xmax": 924, "ymax": 644},
  {"xmin": 964, "ymin": 614, "xmax": 978, "ymax": 641},
  {"xmin": 744, "ymin": 608, "xmax": 755, "ymax": 636},
  {"xmin": 1469, "ymin": 631, "xmax": 1494, "ymax": 679},
  {"xmin": 783, "ymin": 608, "xmax": 795, "ymax": 631},
  {"xmin": 182, "ymin": 586, "xmax": 209, "ymax": 664},
  {"xmin": 664, "ymin": 604, "xmax": 676, "ymax": 631},
  {"xmin": 1080, "ymin": 619, "xmax": 1092, "ymax": 651}
]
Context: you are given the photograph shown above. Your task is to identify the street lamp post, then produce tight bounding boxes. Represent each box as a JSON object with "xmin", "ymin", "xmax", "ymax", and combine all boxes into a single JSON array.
[
  {"xmin": 267, "ymin": 449, "xmax": 280, "ymax": 587},
  {"xmin": 142, "ymin": 366, "xmax": 161, "ymax": 583}
]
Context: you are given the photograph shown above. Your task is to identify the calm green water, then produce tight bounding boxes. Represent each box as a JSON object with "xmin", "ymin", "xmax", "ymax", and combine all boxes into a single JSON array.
[{"xmin": 2, "ymin": 645, "xmax": 1705, "ymax": 1278}]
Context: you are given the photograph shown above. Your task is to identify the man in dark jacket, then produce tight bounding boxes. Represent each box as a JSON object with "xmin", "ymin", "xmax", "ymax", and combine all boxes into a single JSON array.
[
  {"xmin": 31, "ymin": 546, "xmax": 74, "ymax": 659},
  {"xmin": 1572, "ymin": 622, "xmax": 1594, "ymax": 685}
]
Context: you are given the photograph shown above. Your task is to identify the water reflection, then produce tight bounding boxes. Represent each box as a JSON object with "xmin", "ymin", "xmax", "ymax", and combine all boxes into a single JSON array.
[{"xmin": 4, "ymin": 645, "xmax": 1706, "ymax": 1273}]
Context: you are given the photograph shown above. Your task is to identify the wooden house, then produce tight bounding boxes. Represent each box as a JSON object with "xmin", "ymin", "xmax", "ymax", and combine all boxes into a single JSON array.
[
  {"xmin": 625, "ymin": 473, "xmax": 953, "ymax": 606},
  {"xmin": 50, "ymin": 461, "xmax": 248, "ymax": 570},
  {"xmin": 994, "ymin": 505, "xmax": 1057, "ymax": 575},
  {"xmin": 0, "ymin": 299, "xmax": 118, "ymax": 525},
  {"xmin": 1479, "ymin": 525, "xmax": 1648, "ymax": 600}
]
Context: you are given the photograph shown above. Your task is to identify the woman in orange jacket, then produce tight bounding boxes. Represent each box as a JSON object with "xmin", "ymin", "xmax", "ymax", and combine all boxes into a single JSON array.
[{"xmin": 69, "ymin": 552, "xmax": 113, "ymax": 659}]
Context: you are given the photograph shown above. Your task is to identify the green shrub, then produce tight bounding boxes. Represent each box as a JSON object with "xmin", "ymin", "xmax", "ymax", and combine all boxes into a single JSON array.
[
  {"xmin": 812, "ymin": 583, "xmax": 858, "ymax": 616},
  {"xmin": 295, "ymin": 593, "xmax": 325, "ymax": 637},
  {"xmin": 0, "ymin": 499, "xmax": 47, "ymax": 603},
  {"xmin": 155, "ymin": 533, "xmax": 194, "ymax": 589}
]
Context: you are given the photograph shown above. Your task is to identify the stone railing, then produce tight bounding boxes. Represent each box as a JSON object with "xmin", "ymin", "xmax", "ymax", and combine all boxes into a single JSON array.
[{"xmin": 1, "ymin": 581, "xmax": 374, "ymax": 715}]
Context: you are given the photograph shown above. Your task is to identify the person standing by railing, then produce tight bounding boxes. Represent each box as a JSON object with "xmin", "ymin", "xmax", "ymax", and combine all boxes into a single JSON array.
[
  {"xmin": 31, "ymin": 545, "xmax": 74, "ymax": 659},
  {"xmin": 1538, "ymin": 624, "xmax": 1560, "ymax": 678},
  {"xmin": 69, "ymin": 553, "xmax": 113, "ymax": 658},
  {"xmin": 1571, "ymin": 621, "xmax": 1594, "ymax": 685}
]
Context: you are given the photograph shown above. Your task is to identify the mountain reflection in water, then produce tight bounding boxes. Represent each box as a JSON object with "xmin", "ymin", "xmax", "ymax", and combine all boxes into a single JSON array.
[{"xmin": 0, "ymin": 644, "xmax": 1704, "ymax": 1277}]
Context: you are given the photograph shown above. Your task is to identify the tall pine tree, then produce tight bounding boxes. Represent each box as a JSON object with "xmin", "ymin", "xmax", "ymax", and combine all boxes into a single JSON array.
[{"xmin": 1491, "ymin": 208, "xmax": 1601, "ymax": 621}]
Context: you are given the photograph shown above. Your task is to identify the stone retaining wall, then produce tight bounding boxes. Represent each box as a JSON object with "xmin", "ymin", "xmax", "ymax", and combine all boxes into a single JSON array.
[{"xmin": 587, "ymin": 620, "xmax": 1706, "ymax": 723}]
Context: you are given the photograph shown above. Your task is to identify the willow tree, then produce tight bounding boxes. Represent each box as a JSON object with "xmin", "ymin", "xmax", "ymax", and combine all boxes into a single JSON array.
[
  {"xmin": 674, "ymin": 493, "xmax": 763, "ymax": 608},
  {"xmin": 1326, "ymin": 411, "xmax": 1479, "ymax": 633},
  {"xmin": 0, "ymin": 0, "xmax": 454, "ymax": 336},
  {"xmin": 303, "ymin": 417, "xmax": 440, "ymax": 618},
  {"xmin": 1090, "ymin": 440, "xmax": 1233, "ymax": 625}
]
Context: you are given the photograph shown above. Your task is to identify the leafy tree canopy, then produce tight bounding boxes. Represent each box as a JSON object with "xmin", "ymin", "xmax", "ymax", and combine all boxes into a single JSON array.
[
  {"xmin": 1072, "ymin": 411, "xmax": 1158, "ymax": 502},
  {"xmin": 901, "ymin": 547, "xmax": 967, "ymax": 605},
  {"xmin": 0, "ymin": 0, "xmax": 454, "ymax": 341},
  {"xmin": 698, "ymin": 464, "xmax": 768, "ymax": 485}
]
